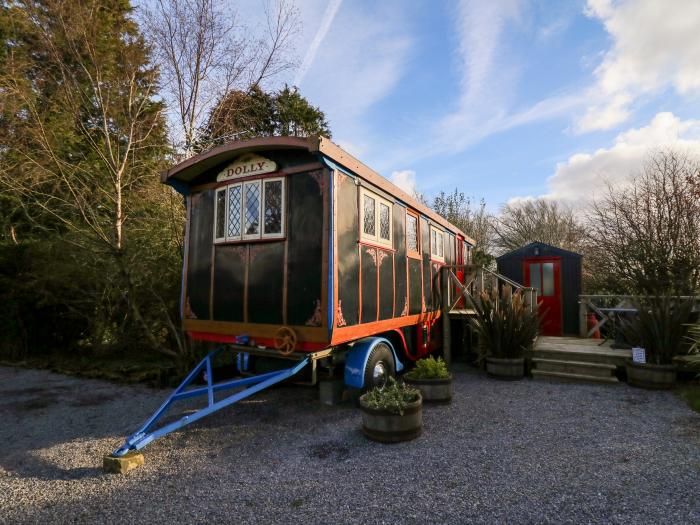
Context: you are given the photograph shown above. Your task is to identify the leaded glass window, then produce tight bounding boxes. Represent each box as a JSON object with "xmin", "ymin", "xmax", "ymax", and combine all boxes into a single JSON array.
[
  {"xmin": 407, "ymin": 213, "xmax": 418, "ymax": 254},
  {"xmin": 215, "ymin": 188, "xmax": 226, "ymax": 240},
  {"xmin": 359, "ymin": 188, "xmax": 392, "ymax": 247},
  {"xmin": 363, "ymin": 195, "xmax": 376, "ymax": 236},
  {"xmin": 244, "ymin": 181, "xmax": 261, "ymax": 236},
  {"xmin": 379, "ymin": 203, "xmax": 390, "ymax": 241},
  {"xmin": 214, "ymin": 177, "xmax": 285, "ymax": 243},
  {"xmin": 263, "ymin": 179, "xmax": 283, "ymax": 235},
  {"xmin": 430, "ymin": 226, "xmax": 445, "ymax": 262},
  {"xmin": 227, "ymin": 184, "xmax": 242, "ymax": 238}
]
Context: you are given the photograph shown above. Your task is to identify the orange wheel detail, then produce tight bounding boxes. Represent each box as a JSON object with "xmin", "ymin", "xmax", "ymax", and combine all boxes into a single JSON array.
[{"xmin": 274, "ymin": 326, "xmax": 297, "ymax": 356}]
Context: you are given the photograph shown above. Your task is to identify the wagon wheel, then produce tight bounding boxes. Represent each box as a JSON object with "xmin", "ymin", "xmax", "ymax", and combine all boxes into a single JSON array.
[{"xmin": 274, "ymin": 326, "xmax": 297, "ymax": 356}]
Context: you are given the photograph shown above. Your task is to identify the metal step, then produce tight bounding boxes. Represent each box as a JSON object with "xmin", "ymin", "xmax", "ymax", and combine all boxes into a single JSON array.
[
  {"xmin": 532, "ymin": 357, "xmax": 617, "ymax": 378},
  {"xmin": 531, "ymin": 369, "xmax": 620, "ymax": 384}
]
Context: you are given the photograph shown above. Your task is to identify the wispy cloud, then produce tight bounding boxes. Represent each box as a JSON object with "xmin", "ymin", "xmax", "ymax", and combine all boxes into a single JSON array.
[
  {"xmin": 293, "ymin": 0, "xmax": 343, "ymax": 87},
  {"xmin": 576, "ymin": 0, "xmax": 700, "ymax": 132}
]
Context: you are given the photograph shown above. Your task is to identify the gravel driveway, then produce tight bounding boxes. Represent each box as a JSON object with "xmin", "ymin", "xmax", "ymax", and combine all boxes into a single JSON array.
[{"xmin": 0, "ymin": 365, "xmax": 698, "ymax": 524}]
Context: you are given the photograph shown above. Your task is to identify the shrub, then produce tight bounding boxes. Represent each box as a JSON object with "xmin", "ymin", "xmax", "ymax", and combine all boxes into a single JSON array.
[
  {"xmin": 620, "ymin": 297, "xmax": 696, "ymax": 365},
  {"xmin": 405, "ymin": 356, "xmax": 450, "ymax": 380},
  {"xmin": 467, "ymin": 289, "xmax": 540, "ymax": 360},
  {"xmin": 360, "ymin": 377, "xmax": 420, "ymax": 415}
]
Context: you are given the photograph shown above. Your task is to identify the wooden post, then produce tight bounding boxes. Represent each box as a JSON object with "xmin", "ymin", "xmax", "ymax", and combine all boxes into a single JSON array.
[
  {"xmin": 579, "ymin": 297, "xmax": 588, "ymax": 338},
  {"xmin": 441, "ymin": 267, "xmax": 451, "ymax": 366}
]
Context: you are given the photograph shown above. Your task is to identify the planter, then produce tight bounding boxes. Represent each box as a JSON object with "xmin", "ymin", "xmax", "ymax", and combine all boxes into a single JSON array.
[
  {"xmin": 625, "ymin": 360, "xmax": 677, "ymax": 390},
  {"xmin": 403, "ymin": 375, "xmax": 452, "ymax": 404},
  {"xmin": 359, "ymin": 393, "xmax": 422, "ymax": 443},
  {"xmin": 486, "ymin": 357, "xmax": 524, "ymax": 380}
]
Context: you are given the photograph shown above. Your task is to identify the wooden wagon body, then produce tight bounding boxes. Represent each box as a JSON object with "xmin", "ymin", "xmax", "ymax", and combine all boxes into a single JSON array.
[{"xmin": 163, "ymin": 136, "xmax": 475, "ymax": 361}]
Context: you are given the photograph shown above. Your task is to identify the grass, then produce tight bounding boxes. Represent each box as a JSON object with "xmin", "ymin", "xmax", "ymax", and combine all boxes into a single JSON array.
[{"xmin": 678, "ymin": 384, "xmax": 700, "ymax": 413}]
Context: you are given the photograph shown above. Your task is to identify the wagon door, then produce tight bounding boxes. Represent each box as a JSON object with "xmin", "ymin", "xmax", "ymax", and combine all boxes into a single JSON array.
[{"xmin": 523, "ymin": 258, "xmax": 562, "ymax": 336}]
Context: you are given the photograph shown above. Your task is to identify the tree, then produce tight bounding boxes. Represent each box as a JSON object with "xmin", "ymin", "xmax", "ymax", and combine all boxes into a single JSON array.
[
  {"xmin": 431, "ymin": 190, "xmax": 494, "ymax": 266},
  {"xmin": 142, "ymin": 0, "xmax": 300, "ymax": 156},
  {"xmin": 588, "ymin": 150, "xmax": 700, "ymax": 295},
  {"xmin": 493, "ymin": 198, "xmax": 586, "ymax": 254},
  {"xmin": 0, "ymin": 0, "xmax": 186, "ymax": 362},
  {"xmin": 200, "ymin": 84, "xmax": 330, "ymax": 147}
]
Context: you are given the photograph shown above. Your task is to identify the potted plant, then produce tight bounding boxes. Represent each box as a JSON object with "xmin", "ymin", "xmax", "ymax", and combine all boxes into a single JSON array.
[
  {"xmin": 359, "ymin": 377, "xmax": 422, "ymax": 443},
  {"xmin": 403, "ymin": 356, "xmax": 452, "ymax": 403},
  {"xmin": 467, "ymin": 289, "xmax": 539, "ymax": 380},
  {"xmin": 621, "ymin": 297, "xmax": 695, "ymax": 389}
]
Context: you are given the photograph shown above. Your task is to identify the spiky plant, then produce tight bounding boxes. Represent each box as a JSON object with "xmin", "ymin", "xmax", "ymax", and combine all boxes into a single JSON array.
[
  {"xmin": 467, "ymin": 289, "xmax": 540, "ymax": 361},
  {"xmin": 620, "ymin": 297, "xmax": 695, "ymax": 365}
]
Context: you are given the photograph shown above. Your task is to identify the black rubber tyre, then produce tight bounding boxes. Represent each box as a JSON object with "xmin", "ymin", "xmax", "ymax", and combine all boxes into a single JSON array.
[{"xmin": 363, "ymin": 342, "xmax": 396, "ymax": 390}]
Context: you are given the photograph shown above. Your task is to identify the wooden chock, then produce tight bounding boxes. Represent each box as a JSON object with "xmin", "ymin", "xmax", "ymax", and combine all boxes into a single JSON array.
[{"xmin": 103, "ymin": 451, "xmax": 144, "ymax": 474}]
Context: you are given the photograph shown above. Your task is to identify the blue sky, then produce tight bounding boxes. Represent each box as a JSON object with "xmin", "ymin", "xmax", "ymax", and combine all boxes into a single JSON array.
[{"xmin": 243, "ymin": 0, "xmax": 700, "ymax": 210}]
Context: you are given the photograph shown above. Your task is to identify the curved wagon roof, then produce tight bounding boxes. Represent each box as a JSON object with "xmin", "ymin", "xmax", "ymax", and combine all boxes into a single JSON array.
[{"xmin": 162, "ymin": 136, "xmax": 475, "ymax": 245}]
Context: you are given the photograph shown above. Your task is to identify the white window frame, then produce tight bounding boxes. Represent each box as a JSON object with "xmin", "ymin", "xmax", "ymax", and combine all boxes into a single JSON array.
[
  {"xmin": 261, "ymin": 177, "xmax": 286, "ymax": 239},
  {"xmin": 360, "ymin": 187, "xmax": 393, "ymax": 248},
  {"xmin": 406, "ymin": 210, "xmax": 421, "ymax": 257},
  {"xmin": 214, "ymin": 186, "xmax": 228, "ymax": 243},
  {"xmin": 430, "ymin": 225, "xmax": 445, "ymax": 262},
  {"xmin": 213, "ymin": 176, "xmax": 285, "ymax": 244}
]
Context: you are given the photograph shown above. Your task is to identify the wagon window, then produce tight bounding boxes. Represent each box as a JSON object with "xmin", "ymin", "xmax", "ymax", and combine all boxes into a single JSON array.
[
  {"xmin": 360, "ymin": 187, "xmax": 392, "ymax": 248},
  {"xmin": 215, "ymin": 187, "xmax": 227, "ymax": 241},
  {"xmin": 214, "ymin": 177, "xmax": 285, "ymax": 243},
  {"xmin": 406, "ymin": 211, "xmax": 419, "ymax": 256},
  {"xmin": 430, "ymin": 225, "xmax": 445, "ymax": 262},
  {"xmin": 363, "ymin": 194, "xmax": 376, "ymax": 236},
  {"xmin": 379, "ymin": 203, "xmax": 391, "ymax": 241},
  {"xmin": 243, "ymin": 180, "xmax": 261, "ymax": 237},
  {"xmin": 227, "ymin": 184, "xmax": 242, "ymax": 239},
  {"xmin": 263, "ymin": 179, "xmax": 284, "ymax": 236}
]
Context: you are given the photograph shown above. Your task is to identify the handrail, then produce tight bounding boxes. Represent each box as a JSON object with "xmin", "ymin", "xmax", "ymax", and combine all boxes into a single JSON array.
[{"xmin": 578, "ymin": 294, "xmax": 700, "ymax": 338}]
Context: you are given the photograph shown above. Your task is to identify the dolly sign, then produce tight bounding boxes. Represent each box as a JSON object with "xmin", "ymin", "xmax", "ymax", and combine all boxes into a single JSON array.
[{"xmin": 217, "ymin": 154, "xmax": 277, "ymax": 182}]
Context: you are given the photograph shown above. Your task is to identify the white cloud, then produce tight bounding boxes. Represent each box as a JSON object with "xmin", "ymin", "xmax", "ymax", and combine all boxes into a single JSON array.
[
  {"xmin": 390, "ymin": 170, "xmax": 417, "ymax": 196},
  {"xmin": 540, "ymin": 112, "xmax": 700, "ymax": 203},
  {"xmin": 296, "ymin": 1, "xmax": 412, "ymax": 156},
  {"xmin": 576, "ymin": 0, "xmax": 700, "ymax": 132},
  {"xmin": 293, "ymin": 0, "xmax": 343, "ymax": 87}
]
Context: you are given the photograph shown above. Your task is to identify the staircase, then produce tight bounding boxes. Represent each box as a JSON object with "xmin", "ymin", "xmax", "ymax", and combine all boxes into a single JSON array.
[{"xmin": 529, "ymin": 336, "xmax": 630, "ymax": 384}]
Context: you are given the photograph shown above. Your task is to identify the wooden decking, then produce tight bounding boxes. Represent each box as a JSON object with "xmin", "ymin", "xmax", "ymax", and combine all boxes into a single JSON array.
[{"xmin": 533, "ymin": 336, "xmax": 631, "ymax": 365}]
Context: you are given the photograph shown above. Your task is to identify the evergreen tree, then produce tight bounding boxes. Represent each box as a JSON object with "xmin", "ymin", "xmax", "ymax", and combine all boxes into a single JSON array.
[{"xmin": 199, "ymin": 84, "xmax": 331, "ymax": 149}]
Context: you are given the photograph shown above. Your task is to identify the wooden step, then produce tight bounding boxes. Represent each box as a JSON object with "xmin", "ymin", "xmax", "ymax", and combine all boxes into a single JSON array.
[
  {"xmin": 531, "ymin": 358, "xmax": 617, "ymax": 378},
  {"xmin": 531, "ymin": 369, "xmax": 620, "ymax": 384},
  {"xmin": 529, "ymin": 348, "xmax": 628, "ymax": 368}
]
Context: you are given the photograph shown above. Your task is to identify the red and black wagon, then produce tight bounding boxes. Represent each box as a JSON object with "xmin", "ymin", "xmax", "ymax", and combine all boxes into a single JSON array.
[{"xmin": 112, "ymin": 136, "xmax": 474, "ymax": 457}]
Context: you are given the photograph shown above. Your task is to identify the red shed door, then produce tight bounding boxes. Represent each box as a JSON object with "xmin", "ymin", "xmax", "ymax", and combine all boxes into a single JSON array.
[{"xmin": 523, "ymin": 258, "xmax": 562, "ymax": 336}]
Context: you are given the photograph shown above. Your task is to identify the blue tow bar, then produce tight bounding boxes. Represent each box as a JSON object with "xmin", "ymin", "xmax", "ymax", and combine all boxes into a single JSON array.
[{"xmin": 112, "ymin": 348, "xmax": 309, "ymax": 456}]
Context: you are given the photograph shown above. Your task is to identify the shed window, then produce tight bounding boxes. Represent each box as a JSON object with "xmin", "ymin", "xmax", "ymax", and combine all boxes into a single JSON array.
[
  {"xmin": 214, "ymin": 177, "xmax": 285, "ymax": 243},
  {"xmin": 430, "ymin": 226, "xmax": 445, "ymax": 262},
  {"xmin": 360, "ymin": 187, "xmax": 392, "ymax": 248},
  {"xmin": 406, "ymin": 211, "xmax": 419, "ymax": 256}
]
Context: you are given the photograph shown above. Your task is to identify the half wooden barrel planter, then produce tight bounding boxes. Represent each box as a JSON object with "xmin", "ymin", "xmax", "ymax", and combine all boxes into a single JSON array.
[
  {"xmin": 359, "ymin": 394, "xmax": 423, "ymax": 443},
  {"xmin": 403, "ymin": 375, "xmax": 453, "ymax": 404},
  {"xmin": 625, "ymin": 360, "xmax": 677, "ymax": 390},
  {"xmin": 486, "ymin": 357, "xmax": 525, "ymax": 380}
]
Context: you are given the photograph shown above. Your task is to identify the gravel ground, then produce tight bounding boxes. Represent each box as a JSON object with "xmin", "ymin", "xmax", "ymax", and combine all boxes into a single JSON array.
[{"xmin": 0, "ymin": 365, "xmax": 698, "ymax": 524}]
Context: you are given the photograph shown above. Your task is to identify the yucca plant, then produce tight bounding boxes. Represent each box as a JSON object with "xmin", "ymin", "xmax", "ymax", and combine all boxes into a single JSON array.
[
  {"xmin": 467, "ymin": 289, "xmax": 540, "ymax": 361},
  {"xmin": 620, "ymin": 297, "xmax": 695, "ymax": 366}
]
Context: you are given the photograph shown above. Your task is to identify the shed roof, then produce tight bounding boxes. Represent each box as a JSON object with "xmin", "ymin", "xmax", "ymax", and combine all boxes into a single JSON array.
[
  {"xmin": 495, "ymin": 241, "xmax": 582, "ymax": 261},
  {"xmin": 161, "ymin": 136, "xmax": 475, "ymax": 245}
]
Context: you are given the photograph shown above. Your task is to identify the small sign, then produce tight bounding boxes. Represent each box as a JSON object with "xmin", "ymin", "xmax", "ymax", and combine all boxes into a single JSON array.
[
  {"xmin": 632, "ymin": 347, "xmax": 646, "ymax": 364},
  {"xmin": 217, "ymin": 153, "xmax": 277, "ymax": 182}
]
